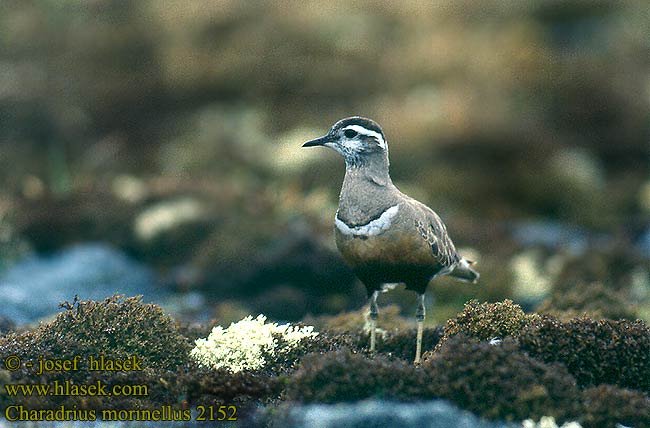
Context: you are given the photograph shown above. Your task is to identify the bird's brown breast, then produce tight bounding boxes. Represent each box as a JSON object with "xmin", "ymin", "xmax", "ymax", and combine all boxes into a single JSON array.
[{"xmin": 334, "ymin": 221, "xmax": 436, "ymax": 269}]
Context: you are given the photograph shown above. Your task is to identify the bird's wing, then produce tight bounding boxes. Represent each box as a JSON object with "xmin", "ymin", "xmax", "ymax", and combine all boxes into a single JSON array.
[{"xmin": 411, "ymin": 200, "xmax": 460, "ymax": 270}]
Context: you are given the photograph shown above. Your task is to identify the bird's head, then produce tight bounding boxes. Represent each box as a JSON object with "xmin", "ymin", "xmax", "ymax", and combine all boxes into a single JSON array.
[{"xmin": 302, "ymin": 116, "xmax": 388, "ymax": 167}]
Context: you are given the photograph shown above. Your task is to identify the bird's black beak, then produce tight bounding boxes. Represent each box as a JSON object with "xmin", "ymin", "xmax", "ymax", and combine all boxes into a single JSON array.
[{"xmin": 302, "ymin": 134, "xmax": 331, "ymax": 147}]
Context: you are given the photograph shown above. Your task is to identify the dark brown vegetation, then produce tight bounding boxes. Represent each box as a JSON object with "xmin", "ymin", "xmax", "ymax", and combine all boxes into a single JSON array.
[
  {"xmin": 436, "ymin": 299, "xmax": 538, "ymax": 348},
  {"xmin": 1, "ymin": 296, "xmax": 648, "ymax": 427},
  {"xmin": 0, "ymin": 295, "xmax": 192, "ymax": 410},
  {"xmin": 424, "ymin": 336, "xmax": 581, "ymax": 421},
  {"xmin": 581, "ymin": 385, "xmax": 650, "ymax": 428},
  {"xmin": 519, "ymin": 316, "xmax": 650, "ymax": 392},
  {"xmin": 285, "ymin": 350, "xmax": 429, "ymax": 403}
]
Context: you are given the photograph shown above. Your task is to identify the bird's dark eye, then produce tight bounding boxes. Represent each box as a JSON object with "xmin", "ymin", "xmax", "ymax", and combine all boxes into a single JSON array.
[{"xmin": 344, "ymin": 129, "xmax": 358, "ymax": 138}]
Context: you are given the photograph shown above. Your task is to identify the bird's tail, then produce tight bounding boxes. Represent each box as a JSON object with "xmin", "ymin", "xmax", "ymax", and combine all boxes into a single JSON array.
[{"xmin": 449, "ymin": 258, "xmax": 480, "ymax": 283}]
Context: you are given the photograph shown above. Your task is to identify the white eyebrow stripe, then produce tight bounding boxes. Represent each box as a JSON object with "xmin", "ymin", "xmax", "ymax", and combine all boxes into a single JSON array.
[
  {"xmin": 342, "ymin": 125, "xmax": 386, "ymax": 149},
  {"xmin": 335, "ymin": 204, "xmax": 400, "ymax": 236}
]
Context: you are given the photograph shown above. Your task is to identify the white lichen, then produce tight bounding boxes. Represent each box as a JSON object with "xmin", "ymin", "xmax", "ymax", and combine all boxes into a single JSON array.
[
  {"xmin": 268, "ymin": 127, "xmax": 325, "ymax": 173},
  {"xmin": 522, "ymin": 416, "xmax": 582, "ymax": 428},
  {"xmin": 190, "ymin": 314, "xmax": 318, "ymax": 372},
  {"xmin": 134, "ymin": 197, "xmax": 206, "ymax": 241},
  {"xmin": 510, "ymin": 250, "xmax": 565, "ymax": 301},
  {"xmin": 111, "ymin": 174, "xmax": 148, "ymax": 203}
]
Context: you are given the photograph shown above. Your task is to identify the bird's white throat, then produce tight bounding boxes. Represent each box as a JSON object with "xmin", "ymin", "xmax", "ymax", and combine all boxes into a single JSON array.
[{"xmin": 335, "ymin": 204, "xmax": 400, "ymax": 237}]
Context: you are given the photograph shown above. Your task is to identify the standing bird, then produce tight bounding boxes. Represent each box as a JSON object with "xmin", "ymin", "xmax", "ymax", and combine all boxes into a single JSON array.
[{"xmin": 303, "ymin": 116, "xmax": 479, "ymax": 364}]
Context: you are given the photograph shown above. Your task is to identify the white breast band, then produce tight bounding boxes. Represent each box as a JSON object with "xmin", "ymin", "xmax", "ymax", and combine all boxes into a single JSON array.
[{"xmin": 335, "ymin": 204, "xmax": 400, "ymax": 237}]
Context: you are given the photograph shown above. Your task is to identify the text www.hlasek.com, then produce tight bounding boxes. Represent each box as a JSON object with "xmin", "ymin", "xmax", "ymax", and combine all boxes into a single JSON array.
[{"xmin": 5, "ymin": 380, "xmax": 148, "ymax": 397}]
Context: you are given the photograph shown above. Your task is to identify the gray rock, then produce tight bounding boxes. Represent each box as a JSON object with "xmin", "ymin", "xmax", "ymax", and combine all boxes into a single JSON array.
[
  {"xmin": 511, "ymin": 221, "xmax": 589, "ymax": 255},
  {"xmin": 0, "ymin": 243, "xmax": 157, "ymax": 325},
  {"xmin": 262, "ymin": 399, "xmax": 517, "ymax": 428},
  {"xmin": 638, "ymin": 228, "xmax": 650, "ymax": 259}
]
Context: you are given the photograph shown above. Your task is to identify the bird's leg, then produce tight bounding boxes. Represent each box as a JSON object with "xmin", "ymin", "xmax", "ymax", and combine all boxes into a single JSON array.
[
  {"xmin": 414, "ymin": 293, "xmax": 426, "ymax": 365},
  {"xmin": 369, "ymin": 290, "xmax": 379, "ymax": 353}
]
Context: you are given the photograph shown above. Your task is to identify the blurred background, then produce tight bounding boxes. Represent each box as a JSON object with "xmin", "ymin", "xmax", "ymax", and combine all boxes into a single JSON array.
[{"xmin": 0, "ymin": 0, "xmax": 649, "ymax": 328}]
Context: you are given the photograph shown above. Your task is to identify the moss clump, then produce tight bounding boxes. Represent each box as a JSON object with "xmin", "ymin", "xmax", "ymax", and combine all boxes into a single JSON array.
[
  {"xmin": 285, "ymin": 350, "xmax": 432, "ymax": 403},
  {"xmin": 581, "ymin": 385, "xmax": 650, "ymax": 428},
  {"xmin": 537, "ymin": 281, "xmax": 638, "ymax": 321},
  {"xmin": 423, "ymin": 336, "xmax": 581, "ymax": 421},
  {"xmin": 0, "ymin": 295, "xmax": 192, "ymax": 410},
  {"xmin": 437, "ymin": 299, "xmax": 538, "ymax": 348},
  {"xmin": 39, "ymin": 294, "xmax": 191, "ymax": 369},
  {"xmin": 519, "ymin": 316, "xmax": 650, "ymax": 392},
  {"xmin": 184, "ymin": 367, "xmax": 282, "ymax": 407}
]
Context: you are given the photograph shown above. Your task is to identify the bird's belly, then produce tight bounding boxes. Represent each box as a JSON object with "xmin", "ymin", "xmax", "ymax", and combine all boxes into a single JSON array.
[{"xmin": 335, "ymin": 228, "xmax": 434, "ymax": 269}]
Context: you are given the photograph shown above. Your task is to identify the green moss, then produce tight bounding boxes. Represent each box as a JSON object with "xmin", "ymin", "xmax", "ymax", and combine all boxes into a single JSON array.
[
  {"xmin": 581, "ymin": 385, "xmax": 650, "ymax": 428},
  {"xmin": 437, "ymin": 299, "xmax": 538, "ymax": 348},
  {"xmin": 519, "ymin": 316, "xmax": 650, "ymax": 392},
  {"xmin": 423, "ymin": 335, "xmax": 581, "ymax": 422}
]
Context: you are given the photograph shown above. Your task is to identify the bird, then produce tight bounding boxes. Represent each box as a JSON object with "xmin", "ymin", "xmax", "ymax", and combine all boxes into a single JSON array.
[{"xmin": 302, "ymin": 116, "xmax": 479, "ymax": 364}]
